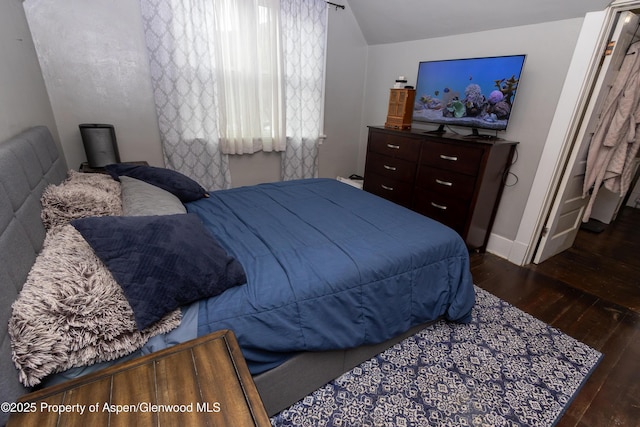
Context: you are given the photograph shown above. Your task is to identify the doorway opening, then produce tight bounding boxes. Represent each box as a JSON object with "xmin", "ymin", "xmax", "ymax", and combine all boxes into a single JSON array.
[{"xmin": 525, "ymin": 3, "xmax": 640, "ymax": 265}]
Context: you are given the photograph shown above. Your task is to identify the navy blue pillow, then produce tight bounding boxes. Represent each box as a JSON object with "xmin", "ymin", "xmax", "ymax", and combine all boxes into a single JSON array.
[
  {"xmin": 105, "ymin": 163, "xmax": 208, "ymax": 202},
  {"xmin": 71, "ymin": 214, "xmax": 246, "ymax": 330}
]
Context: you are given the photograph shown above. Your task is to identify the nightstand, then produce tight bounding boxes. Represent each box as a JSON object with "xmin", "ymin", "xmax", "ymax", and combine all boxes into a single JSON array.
[
  {"xmin": 79, "ymin": 161, "xmax": 148, "ymax": 174},
  {"xmin": 7, "ymin": 330, "xmax": 270, "ymax": 426}
]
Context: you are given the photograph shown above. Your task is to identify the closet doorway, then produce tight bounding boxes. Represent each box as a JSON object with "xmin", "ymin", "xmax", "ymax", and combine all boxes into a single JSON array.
[{"xmin": 531, "ymin": 3, "xmax": 640, "ymax": 264}]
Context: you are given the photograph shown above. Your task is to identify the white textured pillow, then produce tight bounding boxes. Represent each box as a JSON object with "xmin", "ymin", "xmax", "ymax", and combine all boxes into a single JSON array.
[
  {"xmin": 8, "ymin": 224, "xmax": 181, "ymax": 387},
  {"xmin": 120, "ymin": 176, "xmax": 186, "ymax": 216}
]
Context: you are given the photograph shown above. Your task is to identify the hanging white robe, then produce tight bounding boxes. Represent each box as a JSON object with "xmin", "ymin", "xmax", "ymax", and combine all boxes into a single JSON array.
[{"xmin": 582, "ymin": 40, "xmax": 640, "ymax": 221}]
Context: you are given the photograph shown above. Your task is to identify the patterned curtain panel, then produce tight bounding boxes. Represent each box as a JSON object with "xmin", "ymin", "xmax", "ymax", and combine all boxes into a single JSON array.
[
  {"xmin": 280, "ymin": 0, "xmax": 328, "ymax": 181},
  {"xmin": 139, "ymin": 0, "xmax": 231, "ymax": 190}
]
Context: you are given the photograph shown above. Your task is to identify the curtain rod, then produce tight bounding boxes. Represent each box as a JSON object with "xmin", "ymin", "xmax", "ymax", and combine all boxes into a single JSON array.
[{"xmin": 326, "ymin": 2, "xmax": 345, "ymax": 10}]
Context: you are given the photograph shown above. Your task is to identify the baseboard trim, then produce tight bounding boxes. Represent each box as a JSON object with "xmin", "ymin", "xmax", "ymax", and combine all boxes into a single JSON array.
[{"xmin": 485, "ymin": 233, "xmax": 530, "ymax": 266}]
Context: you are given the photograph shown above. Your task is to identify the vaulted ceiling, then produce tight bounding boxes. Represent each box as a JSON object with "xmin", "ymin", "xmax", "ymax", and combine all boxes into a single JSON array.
[{"xmin": 346, "ymin": 0, "xmax": 613, "ymax": 45}]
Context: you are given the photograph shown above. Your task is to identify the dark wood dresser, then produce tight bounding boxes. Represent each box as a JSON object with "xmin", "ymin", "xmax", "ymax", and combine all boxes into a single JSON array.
[{"xmin": 363, "ymin": 126, "xmax": 518, "ymax": 251}]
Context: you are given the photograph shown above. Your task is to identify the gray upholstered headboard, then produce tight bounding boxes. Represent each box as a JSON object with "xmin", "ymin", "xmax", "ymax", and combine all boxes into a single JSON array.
[{"xmin": 0, "ymin": 126, "xmax": 67, "ymax": 425}]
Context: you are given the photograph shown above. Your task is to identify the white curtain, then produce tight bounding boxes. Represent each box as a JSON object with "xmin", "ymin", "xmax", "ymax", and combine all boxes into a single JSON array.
[
  {"xmin": 213, "ymin": 0, "xmax": 286, "ymax": 155},
  {"xmin": 139, "ymin": 0, "xmax": 231, "ymax": 190},
  {"xmin": 281, "ymin": 0, "xmax": 328, "ymax": 180}
]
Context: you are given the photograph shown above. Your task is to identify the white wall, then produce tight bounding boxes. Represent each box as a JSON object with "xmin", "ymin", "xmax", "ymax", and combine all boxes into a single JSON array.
[
  {"xmin": 0, "ymin": 0, "xmax": 58, "ymax": 148},
  {"xmin": 320, "ymin": 6, "xmax": 368, "ymax": 180},
  {"xmin": 358, "ymin": 19, "xmax": 585, "ymax": 250},
  {"xmin": 24, "ymin": 0, "xmax": 164, "ymax": 172},
  {"xmin": 23, "ymin": 0, "xmax": 368, "ymax": 187}
]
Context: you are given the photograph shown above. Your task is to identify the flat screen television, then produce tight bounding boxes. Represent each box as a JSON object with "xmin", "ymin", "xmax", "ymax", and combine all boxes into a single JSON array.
[{"xmin": 412, "ymin": 54, "xmax": 526, "ymax": 137}]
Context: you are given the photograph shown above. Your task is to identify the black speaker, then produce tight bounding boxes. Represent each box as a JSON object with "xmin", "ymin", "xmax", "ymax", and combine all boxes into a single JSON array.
[{"xmin": 79, "ymin": 123, "xmax": 121, "ymax": 168}]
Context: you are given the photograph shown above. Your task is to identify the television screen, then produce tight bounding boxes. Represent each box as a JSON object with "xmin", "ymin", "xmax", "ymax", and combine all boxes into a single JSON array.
[{"xmin": 412, "ymin": 54, "xmax": 526, "ymax": 134}]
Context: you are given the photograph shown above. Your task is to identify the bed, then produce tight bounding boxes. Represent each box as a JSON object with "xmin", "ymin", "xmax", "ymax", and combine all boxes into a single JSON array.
[{"xmin": 0, "ymin": 126, "xmax": 475, "ymax": 424}]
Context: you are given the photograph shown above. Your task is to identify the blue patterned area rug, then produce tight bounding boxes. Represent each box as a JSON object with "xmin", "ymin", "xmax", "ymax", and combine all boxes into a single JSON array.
[{"xmin": 270, "ymin": 286, "xmax": 602, "ymax": 427}]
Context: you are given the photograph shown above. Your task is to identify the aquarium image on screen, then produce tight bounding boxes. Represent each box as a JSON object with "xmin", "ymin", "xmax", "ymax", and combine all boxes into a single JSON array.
[{"xmin": 412, "ymin": 54, "xmax": 526, "ymax": 133}]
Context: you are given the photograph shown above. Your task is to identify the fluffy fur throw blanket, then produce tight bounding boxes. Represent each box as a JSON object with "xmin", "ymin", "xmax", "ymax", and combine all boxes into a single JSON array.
[
  {"xmin": 41, "ymin": 170, "xmax": 123, "ymax": 230},
  {"xmin": 9, "ymin": 224, "xmax": 181, "ymax": 387}
]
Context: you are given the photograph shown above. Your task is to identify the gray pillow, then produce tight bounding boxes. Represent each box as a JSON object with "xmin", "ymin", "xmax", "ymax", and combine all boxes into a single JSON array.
[{"xmin": 120, "ymin": 176, "xmax": 186, "ymax": 216}]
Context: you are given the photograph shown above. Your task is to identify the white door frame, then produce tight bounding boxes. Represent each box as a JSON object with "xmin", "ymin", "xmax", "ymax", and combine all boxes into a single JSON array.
[{"xmin": 507, "ymin": 1, "xmax": 640, "ymax": 266}]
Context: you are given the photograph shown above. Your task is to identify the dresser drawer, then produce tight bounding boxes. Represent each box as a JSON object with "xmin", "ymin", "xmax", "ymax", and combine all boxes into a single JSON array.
[
  {"xmin": 415, "ymin": 166, "xmax": 476, "ymax": 200},
  {"xmin": 365, "ymin": 151, "xmax": 417, "ymax": 183},
  {"xmin": 412, "ymin": 191, "xmax": 468, "ymax": 234},
  {"xmin": 420, "ymin": 141, "xmax": 484, "ymax": 176},
  {"xmin": 363, "ymin": 173, "xmax": 413, "ymax": 207},
  {"xmin": 368, "ymin": 130, "xmax": 422, "ymax": 161}
]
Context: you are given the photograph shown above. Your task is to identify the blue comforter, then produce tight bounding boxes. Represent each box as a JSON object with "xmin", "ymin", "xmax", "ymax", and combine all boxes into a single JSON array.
[{"xmin": 186, "ymin": 179, "xmax": 475, "ymax": 374}]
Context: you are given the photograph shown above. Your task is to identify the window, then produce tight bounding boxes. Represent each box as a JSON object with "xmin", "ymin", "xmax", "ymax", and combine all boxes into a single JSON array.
[{"xmin": 213, "ymin": 0, "xmax": 285, "ymax": 155}]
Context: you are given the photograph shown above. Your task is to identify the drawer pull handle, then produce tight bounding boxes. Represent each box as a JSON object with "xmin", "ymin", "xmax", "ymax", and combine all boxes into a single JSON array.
[
  {"xmin": 431, "ymin": 202, "xmax": 447, "ymax": 210},
  {"xmin": 383, "ymin": 165, "xmax": 397, "ymax": 171},
  {"xmin": 387, "ymin": 144, "xmax": 400, "ymax": 149},
  {"xmin": 381, "ymin": 184, "xmax": 394, "ymax": 191},
  {"xmin": 440, "ymin": 154, "xmax": 458, "ymax": 161},
  {"xmin": 435, "ymin": 179, "xmax": 453, "ymax": 187}
]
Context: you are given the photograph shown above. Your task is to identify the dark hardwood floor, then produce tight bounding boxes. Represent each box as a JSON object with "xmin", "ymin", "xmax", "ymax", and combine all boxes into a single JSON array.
[{"xmin": 470, "ymin": 206, "xmax": 640, "ymax": 427}]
